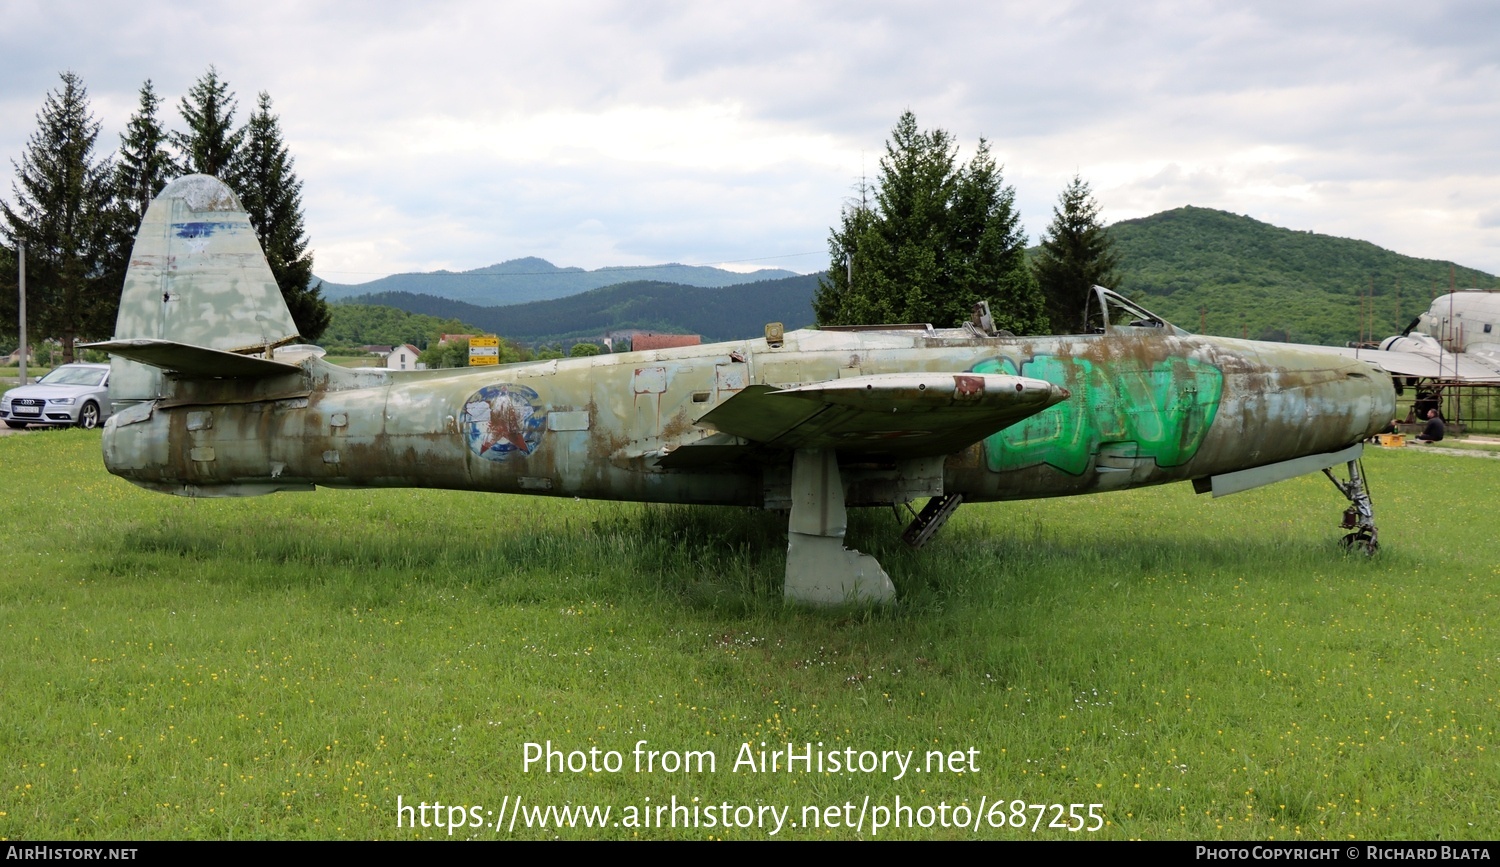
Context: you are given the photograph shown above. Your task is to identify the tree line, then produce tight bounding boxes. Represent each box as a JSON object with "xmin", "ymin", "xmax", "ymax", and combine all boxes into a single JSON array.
[
  {"xmin": 322, "ymin": 301, "xmax": 608, "ymax": 368},
  {"xmin": 1, "ymin": 68, "xmax": 331, "ymax": 363},
  {"xmin": 814, "ymin": 110, "xmax": 1120, "ymax": 335}
]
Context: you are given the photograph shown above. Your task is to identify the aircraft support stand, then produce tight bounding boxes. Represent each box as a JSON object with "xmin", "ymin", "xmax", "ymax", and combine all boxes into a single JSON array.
[
  {"xmin": 784, "ymin": 448, "xmax": 896, "ymax": 605},
  {"xmin": 1323, "ymin": 458, "xmax": 1378, "ymax": 554}
]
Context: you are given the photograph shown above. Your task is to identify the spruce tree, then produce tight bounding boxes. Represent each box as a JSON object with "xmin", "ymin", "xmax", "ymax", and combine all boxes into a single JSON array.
[
  {"xmin": 237, "ymin": 92, "xmax": 330, "ymax": 342},
  {"xmin": 0, "ymin": 71, "xmax": 116, "ymax": 362},
  {"xmin": 947, "ymin": 139, "xmax": 1046, "ymax": 333},
  {"xmin": 0, "ymin": 244, "xmax": 16, "ymax": 347},
  {"xmin": 101, "ymin": 80, "xmax": 176, "ymax": 300},
  {"xmin": 813, "ymin": 112, "xmax": 1044, "ymax": 333},
  {"xmin": 1033, "ymin": 175, "xmax": 1121, "ymax": 334},
  {"xmin": 812, "ymin": 176, "xmax": 878, "ymax": 325},
  {"xmin": 174, "ymin": 66, "xmax": 244, "ymax": 182},
  {"xmin": 116, "ymin": 80, "xmax": 174, "ymax": 221}
]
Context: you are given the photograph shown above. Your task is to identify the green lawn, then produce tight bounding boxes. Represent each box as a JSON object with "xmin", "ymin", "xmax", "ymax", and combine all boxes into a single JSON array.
[
  {"xmin": 1, "ymin": 431, "xmax": 1494, "ymax": 839},
  {"xmin": 1, "ymin": 366, "xmax": 53, "ymax": 388}
]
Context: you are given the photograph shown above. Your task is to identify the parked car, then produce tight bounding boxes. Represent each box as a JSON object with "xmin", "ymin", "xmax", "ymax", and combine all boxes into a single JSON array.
[{"xmin": 1, "ymin": 363, "xmax": 113, "ymax": 429}]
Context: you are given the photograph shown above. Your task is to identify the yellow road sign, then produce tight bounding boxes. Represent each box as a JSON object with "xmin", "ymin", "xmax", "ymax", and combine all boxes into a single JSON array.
[{"xmin": 470, "ymin": 336, "xmax": 500, "ymax": 366}]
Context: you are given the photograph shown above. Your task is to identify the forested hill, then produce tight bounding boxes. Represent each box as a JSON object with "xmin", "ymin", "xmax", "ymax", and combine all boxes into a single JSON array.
[
  {"xmin": 329, "ymin": 208, "xmax": 1498, "ymax": 348},
  {"xmin": 1111, "ymin": 206, "xmax": 1497, "ymax": 345},
  {"xmin": 344, "ymin": 272, "xmax": 823, "ymax": 343},
  {"xmin": 317, "ymin": 256, "xmax": 799, "ymax": 305}
]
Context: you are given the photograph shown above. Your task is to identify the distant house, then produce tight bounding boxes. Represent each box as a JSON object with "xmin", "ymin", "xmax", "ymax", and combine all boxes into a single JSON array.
[
  {"xmin": 438, "ymin": 334, "xmax": 475, "ymax": 345},
  {"xmin": 359, "ymin": 344, "xmax": 393, "ymax": 357},
  {"xmin": 387, "ymin": 344, "xmax": 421, "ymax": 370},
  {"xmin": 630, "ymin": 333, "xmax": 702, "ymax": 351}
]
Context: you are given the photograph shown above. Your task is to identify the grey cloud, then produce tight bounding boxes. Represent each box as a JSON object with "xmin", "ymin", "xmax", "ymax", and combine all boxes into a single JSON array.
[{"xmin": 3, "ymin": 1, "xmax": 1499, "ymax": 275}]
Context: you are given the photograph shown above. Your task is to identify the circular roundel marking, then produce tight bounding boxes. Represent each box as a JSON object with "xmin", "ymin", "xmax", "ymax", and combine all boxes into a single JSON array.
[{"xmin": 460, "ymin": 383, "xmax": 545, "ymax": 461}]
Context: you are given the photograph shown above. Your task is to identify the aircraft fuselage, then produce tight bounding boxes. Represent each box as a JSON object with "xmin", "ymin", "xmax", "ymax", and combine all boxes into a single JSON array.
[{"xmin": 103, "ymin": 326, "xmax": 1394, "ymax": 508}]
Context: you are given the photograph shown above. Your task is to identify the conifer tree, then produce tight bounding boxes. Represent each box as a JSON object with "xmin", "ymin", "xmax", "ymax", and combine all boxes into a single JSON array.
[
  {"xmin": 813, "ymin": 175, "xmax": 879, "ymax": 326},
  {"xmin": 814, "ymin": 112, "xmax": 1044, "ymax": 333},
  {"xmin": 948, "ymin": 140, "xmax": 1046, "ymax": 332},
  {"xmin": 100, "ymin": 80, "xmax": 177, "ymax": 299},
  {"xmin": 0, "ymin": 71, "xmax": 116, "ymax": 362},
  {"xmin": 1033, "ymin": 174, "xmax": 1121, "ymax": 334},
  {"xmin": 237, "ymin": 92, "xmax": 330, "ymax": 342},
  {"xmin": 116, "ymin": 80, "xmax": 174, "ymax": 221},
  {"xmin": 174, "ymin": 66, "xmax": 244, "ymax": 183},
  {"xmin": 0, "ymin": 244, "xmax": 16, "ymax": 347}
]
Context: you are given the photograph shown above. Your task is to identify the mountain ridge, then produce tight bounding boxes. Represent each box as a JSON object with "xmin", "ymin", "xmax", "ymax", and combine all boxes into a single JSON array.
[
  {"xmin": 339, "ymin": 272, "xmax": 823, "ymax": 345},
  {"xmin": 317, "ymin": 257, "xmax": 802, "ymax": 306},
  {"xmin": 324, "ymin": 206, "xmax": 1499, "ymax": 348}
]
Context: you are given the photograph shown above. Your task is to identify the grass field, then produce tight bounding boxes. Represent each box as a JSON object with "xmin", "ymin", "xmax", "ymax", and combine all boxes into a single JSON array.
[
  {"xmin": 1, "ymin": 431, "xmax": 1495, "ymax": 840},
  {"xmin": 0, "ymin": 366, "xmax": 53, "ymax": 388}
]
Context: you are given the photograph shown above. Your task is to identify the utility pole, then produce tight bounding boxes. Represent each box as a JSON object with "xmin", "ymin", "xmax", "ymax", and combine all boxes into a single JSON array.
[
  {"xmin": 16, "ymin": 242, "xmax": 25, "ymax": 385},
  {"xmin": 1394, "ymin": 276, "xmax": 1400, "ymax": 335}
]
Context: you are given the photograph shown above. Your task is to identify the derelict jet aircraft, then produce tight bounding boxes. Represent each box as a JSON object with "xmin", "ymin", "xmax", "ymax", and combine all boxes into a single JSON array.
[{"xmin": 86, "ymin": 176, "xmax": 1396, "ymax": 604}]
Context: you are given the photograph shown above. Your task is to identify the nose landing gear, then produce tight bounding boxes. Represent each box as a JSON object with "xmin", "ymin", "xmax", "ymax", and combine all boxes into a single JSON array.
[{"xmin": 1324, "ymin": 459, "xmax": 1378, "ymax": 555}]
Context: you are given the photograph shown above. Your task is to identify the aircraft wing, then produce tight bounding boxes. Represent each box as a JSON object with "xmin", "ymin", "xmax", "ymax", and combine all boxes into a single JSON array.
[
  {"xmin": 1309, "ymin": 344, "xmax": 1500, "ymax": 383},
  {"xmin": 693, "ymin": 372, "xmax": 1068, "ymax": 458},
  {"xmin": 1467, "ymin": 344, "xmax": 1500, "ymax": 371}
]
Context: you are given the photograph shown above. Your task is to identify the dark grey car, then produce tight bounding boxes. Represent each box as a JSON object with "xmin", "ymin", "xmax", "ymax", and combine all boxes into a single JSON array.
[{"xmin": 1, "ymin": 363, "xmax": 113, "ymax": 429}]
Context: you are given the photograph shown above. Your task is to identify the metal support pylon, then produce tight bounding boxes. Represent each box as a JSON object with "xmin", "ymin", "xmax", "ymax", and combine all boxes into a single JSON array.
[{"xmin": 783, "ymin": 448, "xmax": 896, "ymax": 605}]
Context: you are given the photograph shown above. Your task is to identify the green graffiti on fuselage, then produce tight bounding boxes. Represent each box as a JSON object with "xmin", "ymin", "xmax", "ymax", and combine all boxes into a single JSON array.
[{"xmin": 974, "ymin": 354, "xmax": 1224, "ymax": 476}]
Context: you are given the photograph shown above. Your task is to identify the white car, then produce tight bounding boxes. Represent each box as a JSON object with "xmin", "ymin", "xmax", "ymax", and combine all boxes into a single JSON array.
[{"xmin": 1, "ymin": 363, "xmax": 113, "ymax": 429}]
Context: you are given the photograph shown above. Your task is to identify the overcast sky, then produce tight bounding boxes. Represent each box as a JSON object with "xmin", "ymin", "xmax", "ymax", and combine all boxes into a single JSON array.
[{"xmin": 3, "ymin": 1, "xmax": 1497, "ymax": 284}]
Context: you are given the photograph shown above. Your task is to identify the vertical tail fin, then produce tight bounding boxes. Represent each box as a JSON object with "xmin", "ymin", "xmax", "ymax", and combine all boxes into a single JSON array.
[{"xmin": 108, "ymin": 174, "xmax": 301, "ymax": 400}]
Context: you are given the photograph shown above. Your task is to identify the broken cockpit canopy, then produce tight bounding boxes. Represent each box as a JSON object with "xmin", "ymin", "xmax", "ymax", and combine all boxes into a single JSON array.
[{"xmin": 1085, "ymin": 286, "xmax": 1191, "ymax": 336}]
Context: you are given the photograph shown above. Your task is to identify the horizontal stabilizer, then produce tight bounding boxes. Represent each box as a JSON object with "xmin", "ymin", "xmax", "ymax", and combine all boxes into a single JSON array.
[
  {"xmin": 698, "ymin": 372, "xmax": 1069, "ymax": 457},
  {"xmin": 83, "ymin": 339, "xmax": 303, "ymax": 379}
]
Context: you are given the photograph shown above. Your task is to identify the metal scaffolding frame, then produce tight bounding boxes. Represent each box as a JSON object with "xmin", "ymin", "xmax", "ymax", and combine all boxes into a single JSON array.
[{"xmin": 1400, "ymin": 379, "xmax": 1500, "ymax": 434}]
